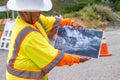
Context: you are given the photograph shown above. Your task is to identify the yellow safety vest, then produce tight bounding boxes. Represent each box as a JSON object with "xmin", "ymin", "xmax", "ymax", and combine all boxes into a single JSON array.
[
  {"xmin": 38, "ymin": 15, "xmax": 61, "ymax": 40},
  {"xmin": 6, "ymin": 15, "xmax": 64, "ymax": 80}
]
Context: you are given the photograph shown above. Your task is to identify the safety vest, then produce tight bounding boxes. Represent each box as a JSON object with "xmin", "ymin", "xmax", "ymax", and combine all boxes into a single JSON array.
[
  {"xmin": 38, "ymin": 15, "xmax": 61, "ymax": 41},
  {"xmin": 38, "ymin": 15, "xmax": 74, "ymax": 41},
  {"xmin": 6, "ymin": 15, "xmax": 64, "ymax": 80}
]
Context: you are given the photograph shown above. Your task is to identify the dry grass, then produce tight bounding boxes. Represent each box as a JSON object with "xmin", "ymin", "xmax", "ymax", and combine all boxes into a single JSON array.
[
  {"xmin": 0, "ymin": 25, "xmax": 4, "ymax": 32},
  {"xmin": 63, "ymin": 4, "xmax": 120, "ymax": 29}
]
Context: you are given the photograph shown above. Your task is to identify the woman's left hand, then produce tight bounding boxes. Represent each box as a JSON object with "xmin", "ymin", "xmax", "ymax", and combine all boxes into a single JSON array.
[{"xmin": 72, "ymin": 21, "xmax": 86, "ymax": 30}]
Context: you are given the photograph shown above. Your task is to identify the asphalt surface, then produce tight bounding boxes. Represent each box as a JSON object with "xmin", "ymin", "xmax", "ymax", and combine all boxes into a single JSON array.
[{"xmin": 0, "ymin": 28, "xmax": 120, "ymax": 80}]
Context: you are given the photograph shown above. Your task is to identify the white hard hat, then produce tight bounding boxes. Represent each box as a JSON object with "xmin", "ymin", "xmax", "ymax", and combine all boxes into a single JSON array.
[{"xmin": 7, "ymin": 0, "xmax": 52, "ymax": 12}]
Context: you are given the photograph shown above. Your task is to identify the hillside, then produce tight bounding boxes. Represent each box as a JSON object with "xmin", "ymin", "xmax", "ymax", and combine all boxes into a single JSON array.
[
  {"xmin": 0, "ymin": 0, "xmax": 120, "ymax": 29},
  {"xmin": 0, "ymin": 0, "xmax": 7, "ymax": 6},
  {"xmin": 0, "ymin": 0, "xmax": 82, "ymax": 6},
  {"xmin": 0, "ymin": 0, "xmax": 84, "ymax": 11}
]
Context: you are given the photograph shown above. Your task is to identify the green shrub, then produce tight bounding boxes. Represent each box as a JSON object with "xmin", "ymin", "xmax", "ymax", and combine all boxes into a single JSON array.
[
  {"xmin": 87, "ymin": 0, "xmax": 101, "ymax": 4},
  {"xmin": 116, "ymin": 12, "xmax": 120, "ymax": 15},
  {"xmin": 0, "ymin": 0, "xmax": 7, "ymax": 6},
  {"xmin": 115, "ymin": 0, "xmax": 120, "ymax": 11},
  {"xmin": 0, "ymin": 11, "xmax": 17, "ymax": 19},
  {"xmin": 79, "ymin": 7, "xmax": 101, "ymax": 20},
  {"xmin": 91, "ymin": 4, "xmax": 120, "ymax": 21},
  {"xmin": 61, "ymin": 2, "xmax": 88, "ymax": 14},
  {"xmin": 63, "ymin": 6, "xmax": 102, "ymax": 28},
  {"xmin": 63, "ymin": 4, "xmax": 120, "ymax": 28},
  {"xmin": 0, "ymin": 12, "xmax": 7, "ymax": 19}
]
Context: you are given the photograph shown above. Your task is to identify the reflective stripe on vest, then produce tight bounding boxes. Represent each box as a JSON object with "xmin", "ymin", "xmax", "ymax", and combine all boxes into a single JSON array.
[
  {"xmin": 54, "ymin": 16, "xmax": 61, "ymax": 27},
  {"xmin": 38, "ymin": 18, "xmax": 45, "ymax": 29},
  {"xmin": 7, "ymin": 27, "xmax": 64, "ymax": 79},
  {"xmin": 48, "ymin": 17, "xmax": 61, "ymax": 39},
  {"xmin": 38, "ymin": 16, "xmax": 61, "ymax": 31}
]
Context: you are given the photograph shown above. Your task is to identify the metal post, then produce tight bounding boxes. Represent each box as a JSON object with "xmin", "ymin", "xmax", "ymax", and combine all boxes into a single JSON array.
[{"xmin": 12, "ymin": 11, "xmax": 14, "ymax": 19}]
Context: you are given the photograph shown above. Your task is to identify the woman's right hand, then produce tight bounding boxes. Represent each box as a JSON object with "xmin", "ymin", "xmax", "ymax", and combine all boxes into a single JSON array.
[{"xmin": 80, "ymin": 56, "xmax": 91, "ymax": 63}]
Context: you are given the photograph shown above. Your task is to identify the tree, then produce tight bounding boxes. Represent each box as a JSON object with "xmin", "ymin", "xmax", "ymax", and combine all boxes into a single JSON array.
[
  {"xmin": 109, "ymin": 0, "xmax": 117, "ymax": 3},
  {"xmin": 0, "ymin": 0, "xmax": 8, "ymax": 6}
]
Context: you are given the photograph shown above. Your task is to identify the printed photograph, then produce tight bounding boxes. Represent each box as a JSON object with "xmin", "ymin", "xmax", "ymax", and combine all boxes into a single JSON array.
[{"xmin": 54, "ymin": 26, "xmax": 103, "ymax": 58}]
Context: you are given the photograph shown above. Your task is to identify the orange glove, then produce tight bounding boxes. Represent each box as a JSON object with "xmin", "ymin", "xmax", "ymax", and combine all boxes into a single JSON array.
[
  {"xmin": 59, "ymin": 19, "xmax": 74, "ymax": 26},
  {"xmin": 57, "ymin": 53, "xmax": 80, "ymax": 66}
]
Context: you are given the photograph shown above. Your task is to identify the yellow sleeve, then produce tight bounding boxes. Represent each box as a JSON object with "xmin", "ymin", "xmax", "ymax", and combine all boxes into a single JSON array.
[
  {"xmin": 38, "ymin": 15, "xmax": 74, "ymax": 40},
  {"xmin": 39, "ymin": 15, "xmax": 56, "ymax": 35}
]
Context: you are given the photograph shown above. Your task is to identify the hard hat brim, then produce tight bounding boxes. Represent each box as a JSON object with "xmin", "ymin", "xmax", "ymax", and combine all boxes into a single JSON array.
[{"xmin": 7, "ymin": 0, "xmax": 52, "ymax": 12}]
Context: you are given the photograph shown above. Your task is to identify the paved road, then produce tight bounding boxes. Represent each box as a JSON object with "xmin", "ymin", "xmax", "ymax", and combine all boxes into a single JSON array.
[
  {"xmin": 0, "ymin": 28, "xmax": 120, "ymax": 80},
  {"xmin": 0, "ymin": 50, "xmax": 7, "ymax": 80}
]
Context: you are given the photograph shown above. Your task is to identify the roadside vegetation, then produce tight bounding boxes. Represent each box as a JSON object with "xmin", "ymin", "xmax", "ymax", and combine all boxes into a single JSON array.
[
  {"xmin": 63, "ymin": 4, "xmax": 120, "ymax": 29},
  {"xmin": 51, "ymin": 0, "xmax": 120, "ymax": 29},
  {"xmin": 0, "ymin": 24, "xmax": 4, "ymax": 32},
  {"xmin": 0, "ymin": 0, "xmax": 120, "ymax": 29}
]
